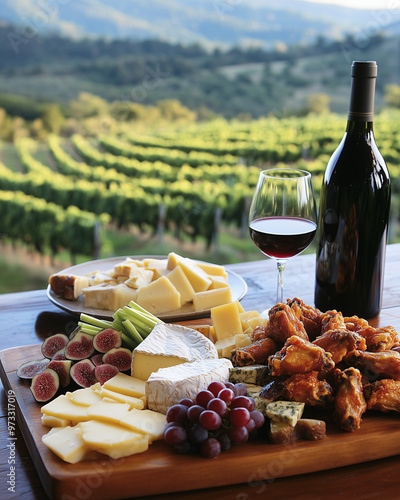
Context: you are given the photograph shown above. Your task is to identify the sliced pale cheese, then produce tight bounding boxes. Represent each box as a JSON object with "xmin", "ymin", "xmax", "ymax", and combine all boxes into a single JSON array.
[
  {"xmin": 113, "ymin": 259, "xmax": 142, "ymax": 277},
  {"xmin": 196, "ymin": 261, "xmax": 228, "ymax": 278},
  {"xmin": 239, "ymin": 310, "xmax": 261, "ymax": 330},
  {"xmin": 86, "ymin": 271, "xmax": 118, "ymax": 286},
  {"xmin": 248, "ymin": 316, "xmax": 268, "ymax": 330},
  {"xmin": 42, "ymin": 425, "xmax": 88, "ymax": 464},
  {"xmin": 215, "ymin": 336, "xmax": 236, "ymax": 358},
  {"xmin": 193, "ymin": 287, "xmax": 232, "ymax": 311},
  {"xmin": 266, "ymin": 401, "xmax": 305, "ymax": 427},
  {"xmin": 85, "ymin": 400, "xmax": 131, "ymax": 424},
  {"xmin": 120, "ymin": 409, "xmax": 167, "ymax": 441},
  {"xmin": 166, "ymin": 252, "xmax": 184, "ymax": 270},
  {"xmin": 124, "ymin": 268, "xmax": 154, "ymax": 289},
  {"xmin": 165, "ymin": 265, "xmax": 196, "ymax": 305},
  {"xmin": 131, "ymin": 323, "xmax": 218, "ymax": 381},
  {"xmin": 234, "ymin": 333, "xmax": 252, "ymax": 348},
  {"xmin": 41, "ymin": 414, "xmax": 70, "ymax": 428},
  {"xmin": 82, "ymin": 283, "xmax": 138, "ymax": 311},
  {"xmin": 211, "ymin": 301, "xmax": 243, "ymax": 340},
  {"xmin": 67, "ymin": 388, "xmax": 102, "ymax": 407},
  {"xmin": 177, "ymin": 259, "xmax": 212, "ymax": 292},
  {"xmin": 209, "ymin": 275, "xmax": 230, "ymax": 289},
  {"xmin": 41, "ymin": 395, "xmax": 89, "ymax": 423},
  {"xmin": 146, "ymin": 358, "xmax": 232, "ymax": 414},
  {"xmin": 136, "ymin": 276, "xmax": 181, "ymax": 315},
  {"xmin": 103, "ymin": 372, "xmax": 146, "ymax": 399},
  {"xmin": 79, "ymin": 420, "xmax": 149, "ymax": 459},
  {"xmin": 98, "ymin": 387, "xmax": 145, "ymax": 410}
]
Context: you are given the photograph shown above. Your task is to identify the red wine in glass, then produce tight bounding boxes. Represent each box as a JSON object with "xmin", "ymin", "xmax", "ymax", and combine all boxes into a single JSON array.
[{"xmin": 249, "ymin": 217, "xmax": 317, "ymax": 259}]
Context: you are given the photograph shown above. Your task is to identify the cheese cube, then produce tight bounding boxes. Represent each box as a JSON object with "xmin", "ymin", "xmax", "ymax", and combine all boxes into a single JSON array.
[
  {"xmin": 177, "ymin": 259, "xmax": 212, "ymax": 292},
  {"xmin": 165, "ymin": 265, "xmax": 196, "ymax": 305},
  {"xmin": 248, "ymin": 316, "xmax": 269, "ymax": 330},
  {"xmin": 266, "ymin": 401, "xmax": 305, "ymax": 427},
  {"xmin": 193, "ymin": 287, "xmax": 232, "ymax": 312},
  {"xmin": 42, "ymin": 426, "xmax": 88, "ymax": 464},
  {"xmin": 85, "ymin": 401, "xmax": 131, "ymax": 424},
  {"xmin": 209, "ymin": 275, "xmax": 230, "ymax": 289},
  {"xmin": 211, "ymin": 302, "xmax": 243, "ymax": 340},
  {"xmin": 196, "ymin": 261, "xmax": 228, "ymax": 278},
  {"xmin": 120, "ymin": 409, "xmax": 167, "ymax": 441},
  {"xmin": 103, "ymin": 372, "xmax": 146, "ymax": 398},
  {"xmin": 67, "ymin": 388, "xmax": 102, "ymax": 407},
  {"xmin": 82, "ymin": 283, "xmax": 138, "ymax": 311},
  {"xmin": 41, "ymin": 395, "xmax": 89, "ymax": 423},
  {"xmin": 136, "ymin": 276, "xmax": 181, "ymax": 315},
  {"xmin": 113, "ymin": 259, "xmax": 142, "ymax": 277},
  {"xmin": 215, "ymin": 336, "xmax": 236, "ymax": 358},
  {"xmin": 98, "ymin": 388, "xmax": 145, "ymax": 410},
  {"xmin": 49, "ymin": 274, "xmax": 91, "ymax": 300},
  {"xmin": 124, "ymin": 268, "xmax": 154, "ymax": 289},
  {"xmin": 239, "ymin": 310, "xmax": 261, "ymax": 330},
  {"xmin": 79, "ymin": 420, "xmax": 149, "ymax": 459}
]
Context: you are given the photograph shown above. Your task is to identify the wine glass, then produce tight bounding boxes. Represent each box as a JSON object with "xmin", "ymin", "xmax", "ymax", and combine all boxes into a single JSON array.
[{"xmin": 248, "ymin": 167, "xmax": 317, "ymax": 308}]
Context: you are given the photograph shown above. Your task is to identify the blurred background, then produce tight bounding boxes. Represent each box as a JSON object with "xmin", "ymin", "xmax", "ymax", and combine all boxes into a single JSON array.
[{"xmin": 0, "ymin": 0, "xmax": 399, "ymax": 293}]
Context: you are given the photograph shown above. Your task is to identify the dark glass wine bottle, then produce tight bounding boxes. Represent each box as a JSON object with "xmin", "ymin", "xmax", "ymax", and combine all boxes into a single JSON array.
[{"xmin": 314, "ymin": 61, "xmax": 391, "ymax": 318}]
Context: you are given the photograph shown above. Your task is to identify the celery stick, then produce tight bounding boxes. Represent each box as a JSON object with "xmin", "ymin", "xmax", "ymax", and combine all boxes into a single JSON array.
[
  {"xmin": 122, "ymin": 320, "xmax": 144, "ymax": 344},
  {"xmin": 127, "ymin": 301, "xmax": 163, "ymax": 323},
  {"xmin": 122, "ymin": 305, "xmax": 158, "ymax": 329},
  {"xmin": 78, "ymin": 323, "xmax": 101, "ymax": 335},
  {"xmin": 121, "ymin": 332, "xmax": 138, "ymax": 350},
  {"xmin": 80, "ymin": 313, "xmax": 113, "ymax": 330},
  {"xmin": 121, "ymin": 309, "xmax": 153, "ymax": 337}
]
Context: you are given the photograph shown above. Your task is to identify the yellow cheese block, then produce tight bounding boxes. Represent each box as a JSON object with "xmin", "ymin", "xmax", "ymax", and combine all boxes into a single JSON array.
[
  {"xmin": 143, "ymin": 258, "xmax": 168, "ymax": 269},
  {"xmin": 215, "ymin": 336, "xmax": 236, "ymax": 358},
  {"xmin": 196, "ymin": 261, "xmax": 228, "ymax": 278},
  {"xmin": 124, "ymin": 268, "xmax": 154, "ymax": 289},
  {"xmin": 41, "ymin": 414, "xmax": 70, "ymax": 428},
  {"xmin": 235, "ymin": 300, "xmax": 245, "ymax": 313},
  {"xmin": 41, "ymin": 395, "xmax": 90, "ymax": 423},
  {"xmin": 247, "ymin": 316, "xmax": 269, "ymax": 330},
  {"xmin": 209, "ymin": 275, "xmax": 229, "ymax": 289},
  {"xmin": 85, "ymin": 400, "xmax": 131, "ymax": 424},
  {"xmin": 193, "ymin": 287, "xmax": 232, "ymax": 312},
  {"xmin": 166, "ymin": 252, "xmax": 184, "ymax": 270},
  {"xmin": 103, "ymin": 372, "xmax": 146, "ymax": 399},
  {"xmin": 234, "ymin": 333, "xmax": 252, "ymax": 348},
  {"xmin": 67, "ymin": 388, "xmax": 102, "ymax": 407},
  {"xmin": 210, "ymin": 301, "xmax": 243, "ymax": 340},
  {"xmin": 98, "ymin": 387, "xmax": 145, "ymax": 410},
  {"xmin": 120, "ymin": 409, "xmax": 167, "ymax": 442},
  {"xmin": 42, "ymin": 426, "xmax": 88, "ymax": 464},
  {"xmin": 165, "ymin": 265, "xmax": 196, "ymax": 305},
  {"xmin": 82, "ymin": 283, "xmax": 138, "ymax": 311},
  {"xmin": 239, "ymin": 310, "xmax": 261, "ymax": 330},
  {"xmin": 79, "ymin": 420, "xmax": 149, "ymax": 459},
  {"xmin": 136, "ymin": 276, "xmax": 181, "ymax": 315},
  {"xmin": 177, "ymin": 259, "xmax": 212, "ymax": 293},
  {"xmin": 113, "ymin": 259, "xmax": 142, "ymax": 277}
]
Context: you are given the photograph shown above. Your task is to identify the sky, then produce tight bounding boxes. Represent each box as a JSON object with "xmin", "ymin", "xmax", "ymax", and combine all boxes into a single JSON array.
[{"xmin": 307, "ymin": 0, "xmax": 399, "ymax": 8}]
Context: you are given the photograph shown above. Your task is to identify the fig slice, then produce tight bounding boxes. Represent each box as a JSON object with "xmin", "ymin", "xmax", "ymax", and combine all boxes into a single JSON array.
[
  {"xmin": 65, "ymin": 331, "xmax": 95, "ymax": 361},
  {"xmin": 52, "ymin": 348, "xmax": 67, "ymax": 361},
  {"xmin": 95, "ymin": 363, "xmax": 120, "ymax": 385},
  {"xmin": 47, "ymin": 360, "xmax": 72, "ymax": 387},
  {"xmin": 30, "ymin": 368, "xmax": 60, "ymax": 402},
  {"xmin": 17, "ymin": 358, "xmax": 49, "ymax": 380},
  {"xmin": 91, "ymin": 353, "xmax": 104, "ymax": 366},
  {"xmin": 102, "ymin": 347, "xmax": 132, "ymax": 372},
  {"xmin": 41, "ymin": 334, "xmax": 69, "ymax": 359},
  {"xmin": 93, "ymin": 328, "xmax": 122, "ymax": 353},
  {"xmin": 70, "ymin": 359, "xmax": 96, "ymax": 388}
]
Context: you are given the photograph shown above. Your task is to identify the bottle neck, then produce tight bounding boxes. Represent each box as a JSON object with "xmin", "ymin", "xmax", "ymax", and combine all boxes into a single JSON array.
[
  {"xmin": 348, "ymin": 71, "xmax": 376, "ymax": 122},
  {"xmin": 345, "ymin": 120, "xmax": 374, "ymax": 137}
]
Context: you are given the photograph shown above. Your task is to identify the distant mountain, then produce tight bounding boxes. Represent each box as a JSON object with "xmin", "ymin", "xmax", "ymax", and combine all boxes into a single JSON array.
[{"xmin": 2, "ymin": 0, "xmax": 400, "ymax": 48}]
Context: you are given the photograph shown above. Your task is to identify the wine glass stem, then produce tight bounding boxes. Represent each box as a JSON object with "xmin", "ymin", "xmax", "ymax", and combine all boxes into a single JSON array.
[{"xmin": 276, "ymin": 260, "xmax": 286, "ymax": 303}]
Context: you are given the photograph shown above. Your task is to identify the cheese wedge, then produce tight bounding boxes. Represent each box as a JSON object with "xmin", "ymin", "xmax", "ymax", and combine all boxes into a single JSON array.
[
  {"xmin": 41, "ymin": 395, "xmax": 89, "ymax": 423},
  {"xmin": 103, "ymin": 372, "xmax": 146, "ymax": 399},
  {"xmin": 193, "ymin": 287, "xmax": 232, "ymax": 311},
  {"xmin": 49, "ymin": 274, "xmax": 90, "ymax": 300},
  {"xmin": 211, "ymin": 302, "xmax": 243, "ymax": 340},
  {"xmin": 266, "ymin": 401, "xmax": 305, "ymax": 427},
  {"xmin": 136, "ymin": 276, "xmax": 181, "ymax": 315},
  {"xmin": 131, "ymin": 323, "xmax": 218, "ymax": 381},
  {"xmin": 196, "ymin": 261, "xmax": 228, "ymax": 278},
  {"xmin": 177, "ymin": 259, "xmax": 212, "ymax": 292},
  {"xmin": 124, "ymin": 268, "xmax": 154, "ymax": 289},
  {"xmin": 165, "ymin": 265, "xmax": 196, "ymax": 305},
  {"xmin": 85, "ymin": 400, "xmax": 131, "ymax": 424}
]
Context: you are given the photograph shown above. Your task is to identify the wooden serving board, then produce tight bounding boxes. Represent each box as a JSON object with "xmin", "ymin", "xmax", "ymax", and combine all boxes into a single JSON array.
[{"xmin": 1, "ymin": 344, "xmax": 400, "ymax": 500}]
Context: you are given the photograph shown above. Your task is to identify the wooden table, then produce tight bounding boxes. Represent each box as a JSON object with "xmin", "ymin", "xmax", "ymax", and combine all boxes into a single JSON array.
[{"xmin": 1, "ymin": 244, "xmax": 400, "ymax": 500}]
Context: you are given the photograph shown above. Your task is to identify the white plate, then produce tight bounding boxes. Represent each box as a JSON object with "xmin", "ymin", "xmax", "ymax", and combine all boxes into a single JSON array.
[{"xmin": 46, "ymin": 255, "xmax": 247, "ymax": 321}]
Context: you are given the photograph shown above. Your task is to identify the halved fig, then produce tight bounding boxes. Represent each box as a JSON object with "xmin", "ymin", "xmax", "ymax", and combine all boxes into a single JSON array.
[
  {"xmin": 30, "ymin": 368, "xmax": 60, "ymax": 402},
  {"xmin": 52, "ymin": 348, "xmax": 67, "ymax": 360},
  {"xmin": 93, "ymin": 328, "xmax": 122, "ymax": 353},
  {"xmin": 41, "ymin": 334, "xmax": 69, "ymax": 359},
  {"xmin": 102, "ymin": 348, "xmax": 132, "ymax": 372},
  {"xmin": 70, "ymin": 359, "xmax": 96, "ymax": 388},
  {"xmin": 17, "ymin": 358, "xmax": 49, "ymax": 380},
  {"xmin": 95, "ymin": 363, "xmax": 120, "ymax": 385},
  {"xmin": 47, "ymin": 360, "xmax": 72, "ymax": 387},
  {"xmin": 65, "ymin": 331, "xmax": 95, "ymax": 361},
  {"xmin": 91, "ymin": 353, "xmax": 104, "ymax": 366}
]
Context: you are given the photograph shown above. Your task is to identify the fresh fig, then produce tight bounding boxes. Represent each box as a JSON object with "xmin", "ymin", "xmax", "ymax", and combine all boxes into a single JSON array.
[
  {"xmin": 52, "ymin": 348, "xmax": 67, "ymax": 360},
  {"xmin": 91, "ymin": 353, "xmax": 104, "ymax": 366},
  {"xmin": 95, "ymin": 363, "xmax": 120, "ymax": 385},
  {"xmin": 70, "ymin": 359, "xmax": 96, "ymax": 388},
  {"xmin": 65, "ymin": 331, "xmax": 95, "ymax": 361},
  {"xmin": 17, "ymin": 358, "xmax": 49, "ymax": 380},
  {"xmin": 102, "ymin": 348, "xmax": 132, "ymax": 372},
  {"xmin": 47, "ymin": 360, "xmax": 72, "ymax": 387},
  {"xmin": 93, "ymin": 328, "xmax": 122, "ymax": 353},
  {"xmin": 41, "ymin": 333, "xmax": 69, "ymax": 359},
  {"xmin": 30, "ymin": 368, "xmax": 60, "ymax": 402}
]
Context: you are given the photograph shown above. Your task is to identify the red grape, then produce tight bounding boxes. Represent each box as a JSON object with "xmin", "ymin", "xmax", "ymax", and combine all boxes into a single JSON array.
[
  {"xmin": 207, "ymin": 381, "xmax": 226, "ymax": 397},
  {"xmin": 234, "ymin": 383, "xmax": 247, "ymax": 396},
  {"xmin": 218, "ymin": 388, "xmax": 235, "ymax": 403},
  {"xmin": 224, "ymin": 382, "xmax": 236, "ymax": 392},
  {"xmin": 231, "ymin": 395, "xmax": 254, "ymax": 411},
  {"xmin": 195, "ymin": 390, "xmax": 214, "ymax": 407},
  {"xmin": 187, "ymin": 404, "xmax": 204, "ymax": 422},
  {"xmin": 245, "ymin": 419, "xmax": 256, "ymax": 433},
  {"xmin": 207, "ymin": 398, "xmax": 227, "ymax": 417},
  {"xmin": 230, "ymin": 407, "xmax": 251, "ymax": 427},
  {"xmin": 200, "ymin": 437, "xmax": 221, "ymax": 458},
  {"xmin": 228, "ymin": 425, "xmax": 249, "ymax": 444},
  {"xmin": 199, "ymin": 410, "xmax": 222, "ymax": 431},
  {"xmin": 188, "ymin": 423, "xmax": 208, "ymax": 444},
  {"xmin": 166, "ymin": 404, "xmax": 188, "ymax": 424},
  {"xmin": 218, "ymin": 432, "xmax": 232, "ymax": 451},
  {"xmin": 164, "ymin": 425, "xmax": 187, "ymax": 445},
  {"xmin": 179, "ymin": 398, "xmax": 194, "ymax": 408},
  {"xmin": 250, "ymin": 410, "xmax": 265, "ymax": 429}
]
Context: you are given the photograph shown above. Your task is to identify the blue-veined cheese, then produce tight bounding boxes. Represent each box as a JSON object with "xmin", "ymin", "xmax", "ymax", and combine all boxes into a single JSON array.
[
  {"xmin": 266, "ymin": 401, "xmax": 305, "ymax": 427},
  {"xmin": 229, "ymin": 364, "xmax": 269, "ymax": 386}
]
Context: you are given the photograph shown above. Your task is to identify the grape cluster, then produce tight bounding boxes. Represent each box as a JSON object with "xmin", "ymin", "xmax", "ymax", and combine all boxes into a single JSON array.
[{"xmin": 163, "ymin": 381, "xmax": 265, "ymax": 458}]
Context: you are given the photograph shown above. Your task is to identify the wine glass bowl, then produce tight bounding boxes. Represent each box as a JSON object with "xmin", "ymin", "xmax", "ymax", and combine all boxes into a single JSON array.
[{"xmin": 248, "ymin": 167, "xmax": 317, "ymax": 305}]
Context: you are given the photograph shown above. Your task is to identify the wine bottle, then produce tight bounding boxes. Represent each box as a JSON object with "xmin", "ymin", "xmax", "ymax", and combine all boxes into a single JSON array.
[{"xmin": 314, "ymin": 61, "xmax": 391, "ymax": 318}]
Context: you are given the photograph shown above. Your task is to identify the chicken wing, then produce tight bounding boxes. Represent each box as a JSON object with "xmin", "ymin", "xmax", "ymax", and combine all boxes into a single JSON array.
[
  {"xmin": 333, "ymin": 367, "xmax": 367, "ymax": 432},
  {"xmin": 286, "ymin": 297, "xmax": 323, "ymax": 341},
  {"xmin": 320, "ymin": 310, "xmax": 346, "ymax": 334},
  {"xmin": 364, "ymin": 379, "xmax": 400, "ymax": 413},
  {"xmin": 355, "ymin": 325, "xmax": 400, "ymax": 352},
  {"xmin": 268, "ymin": 335, "xmax": 335, "ymax": 377},
  {"xmin": 230, "ymin": 337, "xmax": 278, "ymax": 367},
  {"xmin": 313, "ymin": 329, "xmax": 366, "ymax": 364},
  {"xmin": 344, "ymin": 350, "xmax": 400, "ymax": 382},
  {"xmin": 283, "ymin": 371, "xmax": 333, "ymax": 407},
  {"xmin": 266, "ymin": 303, "xmax": 309, "ymax": 346},
  {"xmin": 343, "ymin": 315, "xmax": 369, "ymax": 332}
]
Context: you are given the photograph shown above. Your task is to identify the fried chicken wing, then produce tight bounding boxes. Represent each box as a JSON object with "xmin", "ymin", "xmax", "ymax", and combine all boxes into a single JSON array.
[
  {"xmin": 230, "ymin": 337, "xmax": 278, "ymax": 367},
  {"xmin": 286, "ymin": 297, "xmax": 323, "ymax": 341},
  {"xmin": 364, "ymin": 379, "xmax": 400, "ymax": 413},
  {"xmin": 355, "ymin": 325, "xmax": 400, "ymax": 352},
  {"xmin": 312, "ymin": 329, "xmax": 366, "ymax": 364},
  {"xmin": 333, "ymin": 367, "xmax": 367, "ymax": 432},
  {"xmin": 283, "ymin": 371, "xmax": 333, "ymax": 407},
  {"xmin": 320, "ymin": 310, "xmax": 346, "ymax": 334},
  {"xmin": 266, "ymin": 303, "xmax": 309, "ymax": 345},
  {"xmin": 344, "ymin": 350, "xmax": 400, "ymax": 382},
  {"xmin": 268, "ymin": 335, "xmax": 335, "ymax": 377},
  {"xmin": 343, "ymin": 315, "xmax": 369, "ymax": 332}
]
